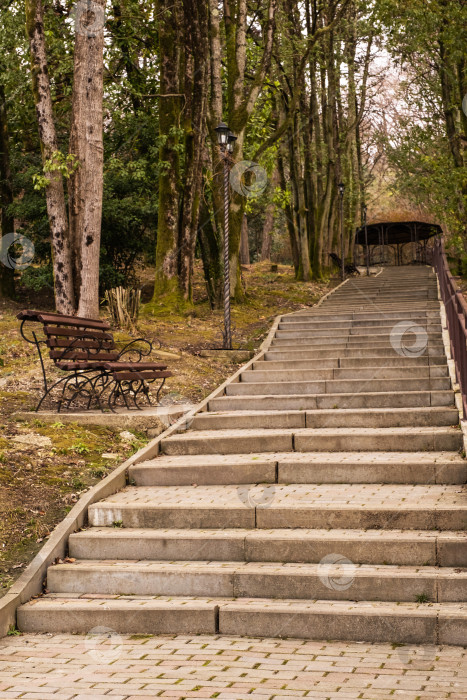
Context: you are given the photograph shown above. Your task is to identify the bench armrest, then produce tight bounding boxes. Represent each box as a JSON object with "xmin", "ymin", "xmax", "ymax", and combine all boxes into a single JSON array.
[{"xmin": 117, "ymin": 338, "xmax": 154, "ymax": 362}]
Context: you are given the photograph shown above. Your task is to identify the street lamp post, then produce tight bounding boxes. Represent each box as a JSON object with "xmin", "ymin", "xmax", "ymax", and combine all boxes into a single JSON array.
[
  {"xmin": 338, "ymin": 183, "xmax": 345, "ymax": 281},
  {"xmin": 363, "ymin": 204, "xmax": 369, "ymax": 276},
  {"xmin": 215, "ymin": 122, "xmax": 236, "ymax": 350}
]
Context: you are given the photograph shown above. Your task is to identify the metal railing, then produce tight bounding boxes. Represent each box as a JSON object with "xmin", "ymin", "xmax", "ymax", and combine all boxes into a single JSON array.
[{"xmin": 433, "ymin": 237, "xmax": 467, "ymax": 420}]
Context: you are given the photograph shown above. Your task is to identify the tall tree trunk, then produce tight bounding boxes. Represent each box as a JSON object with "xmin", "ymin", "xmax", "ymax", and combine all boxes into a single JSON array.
[
  {"xmin": 239, "ymin": 213, "xmax": 250, "ymax": 264},
  {"xmin": 198, "ymin": 198, "xmax": 223, "ymax": 309},
  {"xmin": 178, "ymin": 0, "xmax": 208, "ymax": 301},
  {"xmin": 261, "ymin": 167, "xmax": 278, "ymax": 260},
  {"xmin": 210, "ymin": 0, "xmax": 276, "ymax": 300},
  {"xmin": 0, "ymin": 85, "xmax": 15, "ymax": 299},
  {"xmin": 68, "ymin": 0, "xmax": 105, "ymax": 318},
  {"xmin": 277, "ymin": 139, "xmax": 299, "ymax": 274},
  {"xmin": 25, "ymin": 0, "xmax": 75, "ymax": 314},
  {"xmin": 153, "ymin": 0, "xmax": 182, "ymax": 301}
]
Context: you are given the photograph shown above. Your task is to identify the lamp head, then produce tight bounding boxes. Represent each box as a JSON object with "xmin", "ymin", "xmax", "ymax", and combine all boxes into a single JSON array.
[
  {"xmin": 227, "ymin": 132, "xmax": 237, "ymax": 153},
  {"xmin": 215, "ymin": 122, "xmax": 230, "ymax": 147},
  {"xmin": 338, "ymin": 182, "xmax": 345, "ymax": 196}
]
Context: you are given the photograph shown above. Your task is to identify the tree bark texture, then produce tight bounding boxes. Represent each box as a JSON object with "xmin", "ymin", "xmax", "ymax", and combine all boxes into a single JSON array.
[
  {"xmin": 25, "ymin": 0, "xmax": 75, "ymax": 314},
  {"xmin": 68, "ymin": 0, "xmax": 105, "ymax": 318},
  {"xmin": 0, "ymin": 84, "xmax": 15, "ymax": 298}
]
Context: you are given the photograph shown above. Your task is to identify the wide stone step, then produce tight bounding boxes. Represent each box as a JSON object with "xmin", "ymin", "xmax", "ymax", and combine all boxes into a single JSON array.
[
  {"xmin": 87, "ymin": 483, "xmax": 467, "ymax": 530},
  {"xmin": 17, "ymin": 595, "xmax": 219, "ymax": 635},
  {"xmin": 68, "ymin": 527, "xmax": 467, "ymax": 566},
  {"xmin": 264, "ymin": 349, "xmax": 446, "ymax": 361},
  {"xmin": 191, "ymin": 407, "xmax": 458, "ymax": 431},
  {"xmin": 45, "ymin": 559, "xmax": 467, "ymax": 603},
  {"xmin": 270, "ymin": 337, "xmax": 445, "ymax": 349},
  {"xmin": 130, "ymin": 450, "xmax": 466, "ymax": 486},
  {"xmin": 274, "ymin": 328, "xmax": 442, "ymax": 339},
  {"xmin": 16, "ymin": 596, "xmax": 467, "ymax": 644},
  {"xmin": 226, "ymin": 377, "xmax": 451, "ymax": 395},
  {"xmin": 289, "ymin": 313, "xmax": 441, "ymax": 324},
  {"xmin": 322, "ymin": 300, "xmax": 440, "ymax": 307},
  {"xmin": 279, "ymin": 318, "xmax": 441, "ymax": 330},
  {"xmin": 161, "ymin": 426, "xmax": 462, "ymax": 455},
  {"xmin": 210, "ymin": 390, "xmax": 454, "ymax": 411},
  {"xmin": 217, "ymin": 598, "xmax": 467, "ymax": 645},
  {"xmin": 257, "ymin": 356, "xmax": 445, "ymax": 370},
  {"xmin": 241, "ymin": 366, "xmax": 448, "ymax": 382},
  {"xmin": 271, "ymin": 336, "xmax": 444, "ymax": 350}
]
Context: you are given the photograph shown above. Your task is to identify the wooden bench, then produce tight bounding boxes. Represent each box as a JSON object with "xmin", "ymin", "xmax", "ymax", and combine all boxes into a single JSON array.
[
  {"xmin": 329, "ymin": 253, "xmax": 361, "ymax": 276},
  {"xmin": 17, "ymin": 310, "xmax": 173, "ymax": 413}
]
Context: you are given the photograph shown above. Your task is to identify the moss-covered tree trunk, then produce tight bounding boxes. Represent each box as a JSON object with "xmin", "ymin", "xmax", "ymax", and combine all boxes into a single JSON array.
[
  {"xmin": 153, "ymin": 0, "xmax": 182, "ymax": 303},
  {"xmin": 0, "ymin": 84, "xmax": 15, "ymax": 299},
  {"xmin": 25, "ymin": 0, "xmax": 75, "ymax": 314},
  {"xmin": 178, "ymin": 0, "xmax": 208, "ymax": 301},
  {"xmin": 209, "ymin": 0, "xmax": 276, "ymax": 301}
]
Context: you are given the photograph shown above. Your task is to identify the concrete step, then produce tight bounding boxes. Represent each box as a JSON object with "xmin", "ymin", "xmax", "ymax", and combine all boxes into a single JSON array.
[
  {"xmin": 270, "ymin": 337, "xmax": 445, "ymax": 349},
  {"xmin": 191, "ymin": 407, "xmax": 459, "ymax": 431},
  {"xmin": 88, "ymin": 483, "xmax": 467, "ymax": 530},
  {"xmin": 209, "ymin": 390, "xmax": 455, "ymax": 411},
  {"xmin": 274, "ymin": 328, "xmax": 442, "ymax": 339},
  {"xmin": 131, "ymin": 453, "xmax": 277, "ymax": 485},
  {"xmin": 241, "ymin": 366, "xmax": 448, "ymax": 382},
  {"xmin": 162, "ymin": 426, "xmax": 462, "ymax": 455},
  {"xmin": 279, "ymin": 318, "xmax": 442, "ymax": 330},
  {"xmin": 265, "ymin": 349, "xmax": 446, "ymax": 361},
  {"xmin": 226, "ymin": 377, "xmax": 451, "ymax": 395},
  {"xmin": 289, "ymin": 311, "xmax": 441, "ymax": 323},
  {"xmin": 18, "ymin": 595, "xmax": 219, "ymax": 635},
  {"xmin": 218, "ymin": 598, "xmax": 467, "ymax": 644},
  {"xmin": 69, "ymin": 527, "xmax": 467, "ymax": 566},
  {"xmin": 45, "ymin": 559, "xmax": 467, "ymax": 603},
  {"xmin": 322, "ymin": 299, "xmax": 440, "ymax": 305},
  {"xmin": 322, "ymin": 305, "xmax": 440, "ymax": 312},
  {"xmin": 257, "ymin": 356, "xmax": 446, "ymax": 370},
  {"xmin": 292, "ymin": 304, "xmax": 440, "ymax": 323},
  {"xmin": 17, "ymin": 596, "xmax": 467, "ymax": 644},
  {"xmin": 129, "ymin": 450, "xmax": 466, "ymax": 486}
]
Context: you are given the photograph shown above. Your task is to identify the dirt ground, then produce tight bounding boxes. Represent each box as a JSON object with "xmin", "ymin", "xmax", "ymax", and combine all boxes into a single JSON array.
[{"xmin": 0, "ymin": 261, "xmax": 336, "ymax": 594}]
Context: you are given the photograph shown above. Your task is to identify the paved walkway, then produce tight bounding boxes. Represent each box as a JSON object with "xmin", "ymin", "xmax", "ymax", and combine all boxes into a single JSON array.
[{"xmin": 0, "ymin": 632, "xmax": 466, "ymax": 699}]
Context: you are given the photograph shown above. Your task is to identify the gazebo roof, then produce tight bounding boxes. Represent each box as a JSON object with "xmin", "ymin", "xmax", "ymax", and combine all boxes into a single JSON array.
[{"xmin": 355, "ymin": 221, "xmax": 442, "ymax": 246}]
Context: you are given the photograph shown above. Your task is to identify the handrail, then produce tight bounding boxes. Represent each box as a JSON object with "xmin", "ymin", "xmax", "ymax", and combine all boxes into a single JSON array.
[{"xmin": 432, "ymin": 237, "xmax": 467, "ymax": 420}]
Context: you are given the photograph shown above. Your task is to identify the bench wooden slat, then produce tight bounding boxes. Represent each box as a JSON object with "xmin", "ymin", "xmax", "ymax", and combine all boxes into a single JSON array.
[
  {"xmin": 47, "ymin": 338, "xmax": 115, "ymax": 350},
  {"xmin": 44, "ymin": 326, "xmax": 113, "ymax": 341},
  {"xmin": 55, "ymin": 361, "xmax": 115, "ymax": 370},
  {"xmin": 38, "ymin": 313, "xmax": 110, "ymax": 330},
  {"xmin": 17, "ymin": 310, "xmax": 110, "ymax": 329},
  {"xmin": 103, "ymin": 362, "xmax": 167, "ymax": 370},
  {"xmin": 110, "ymin": 370, "xmax": 173, "ymax": 381},
  {"xmin": 49, "ymin": 350, "xmax": 119, "ymax": 361}
]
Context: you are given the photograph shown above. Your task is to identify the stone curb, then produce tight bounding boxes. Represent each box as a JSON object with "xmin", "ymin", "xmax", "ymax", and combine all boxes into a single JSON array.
[{"xmin": 0, "ymin": 277, "xmax": 345, "ymax": 637}]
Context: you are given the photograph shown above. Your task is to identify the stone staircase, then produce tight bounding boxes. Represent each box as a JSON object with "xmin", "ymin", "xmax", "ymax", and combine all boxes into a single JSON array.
[{"xmin": 18, "ymin": 267, "xmax": 467, "ymax": 644}]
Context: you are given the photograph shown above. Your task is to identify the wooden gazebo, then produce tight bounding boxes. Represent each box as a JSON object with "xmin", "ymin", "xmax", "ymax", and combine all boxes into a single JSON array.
[{"xmin": 354, "ymin": 221, "xmax": 442, "ymax": 266}]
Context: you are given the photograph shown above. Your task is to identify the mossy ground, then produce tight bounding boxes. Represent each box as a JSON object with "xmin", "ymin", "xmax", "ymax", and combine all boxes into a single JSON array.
[{"xmin": 0, "ymin": 261, "xmax": 336, "ymax": 593}]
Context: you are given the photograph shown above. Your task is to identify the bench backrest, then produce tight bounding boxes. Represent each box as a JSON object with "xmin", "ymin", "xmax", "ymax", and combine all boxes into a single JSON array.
[{"xmin": 17, "ymin": 310, "xmax": 119, "ymax": 364}]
